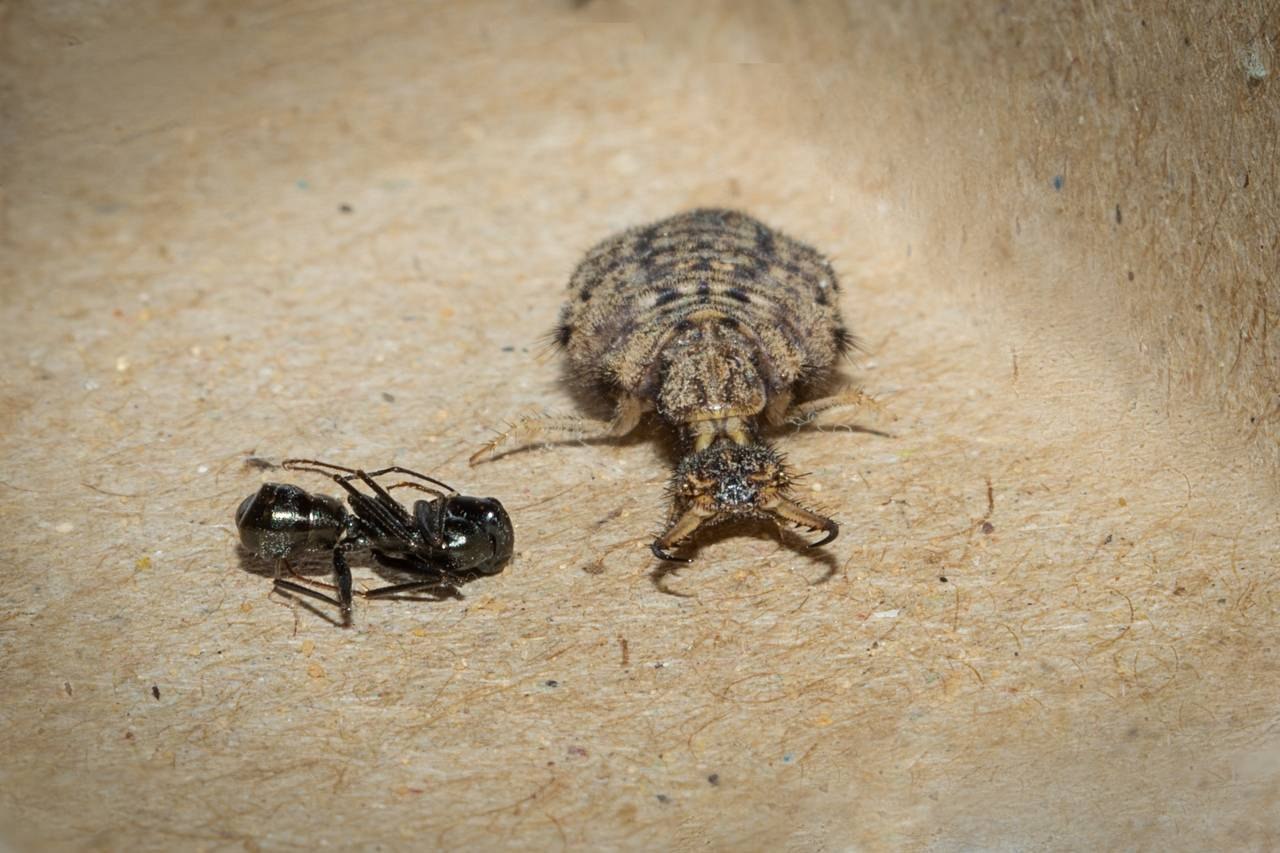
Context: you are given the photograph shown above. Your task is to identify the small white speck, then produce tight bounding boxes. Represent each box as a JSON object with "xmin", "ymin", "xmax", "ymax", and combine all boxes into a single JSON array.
[
  {"xmin": 115, "ymin": 356, "xmax": 130, "ymax": 372},
  {"xmin": 872, "ymin": 609, "xmax": 899, "ymax": 619},
  {"xmin": 83, "ymin": 379, "xmax": 100, "ymax": 391},
  {"xmin": 190, "ymin": 346, "xmax": 202, "ymax": 357},
  {"xmin": 197, "ymin": 465, "xmax": 209, "ymax": 474},
  {"xmin": 1239, "ymin": 40, "xmax": 1269, "ymax": 79},
  {"xmin": 810, "ymin": 482, "xmax": 823, "ymax": 493},
  {"xmin": 55, "ymin": 522, "xmax": 74, "ymax": 534}
]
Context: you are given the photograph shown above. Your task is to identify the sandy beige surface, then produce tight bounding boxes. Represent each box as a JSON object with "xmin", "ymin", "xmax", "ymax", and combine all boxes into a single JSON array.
[{"xmin": 2, "ymin": 2, "xmax": 1278, "ymax": 850}]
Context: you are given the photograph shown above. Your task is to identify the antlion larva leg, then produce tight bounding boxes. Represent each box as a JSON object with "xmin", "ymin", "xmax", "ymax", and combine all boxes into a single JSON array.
[
  {"xmin": 469, "ymin": 395, "xmax": 648, "ymax": 464},
  {"xmin": 777, "ymin": 388, "xmax": 885, "ymax": 428}
]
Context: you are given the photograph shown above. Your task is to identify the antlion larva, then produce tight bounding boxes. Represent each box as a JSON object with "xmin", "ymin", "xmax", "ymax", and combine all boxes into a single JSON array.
[{"xmin": 473, "ymin": 208, "xmax": 871, "ymax": 561}]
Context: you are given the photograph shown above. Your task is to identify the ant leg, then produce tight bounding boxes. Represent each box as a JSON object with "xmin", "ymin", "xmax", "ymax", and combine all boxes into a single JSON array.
[
  {"xmin": 331, "ymin": 544, "xmax": 356, "ymax": 626},
  {"xmin": 272, "ymin": 558, "xmax": 348, "ymax": 618},
  {"xmin": 372, "ymin": 483, "xmax": 450, "ymax": 547},
  {"xmin": 276, "ymin": 558, "xmax": 340, "ymax": 592},
  {"xmin": 289, "ymin": 466, "xmax": 418, "ymax": 544},
  {"xmin": 386, "ymin": 481, "xmax": 451, "ymax": 505},
  {"xmin": 414, "ymin": 493, "xmax": 449, "ymax": 548},
  {"xmin": 283, "ymin": 461, "xmax": 433, "ymax": 550},
  {"xmin": 470, "ymin": 394, "xmax": 648, "ymax": 464},
  {"xmin": 282, "ymin": 458, "xmax": 361, "ymax": 476},
  {"xmin": 360, "ymin": 552, "xmax": 461, "ymax": 600},
  {"xmin": 286, "ymin": 458, "xmax": 454, "ymax": 500},
  {"xmin": 361, "ymin": 579, "xmax": 461, "ymax": 600},
  {"xmin": 274, "ymin": 546, "xmax": 357, "ymax": 626},
  {"xmin": 274, "ymin": 579, "xmax": 344, "ymax": 609},
  {"xmin": 355, "ymin": 466, "xmax": 455, "ymax": 495},
  {"xmin": 283, "ymin": 459, "xmax": 413, "ymax": 524},
  {"xmin": 282, "ymin": 459, "xmax": 415, "ymax": 533}
]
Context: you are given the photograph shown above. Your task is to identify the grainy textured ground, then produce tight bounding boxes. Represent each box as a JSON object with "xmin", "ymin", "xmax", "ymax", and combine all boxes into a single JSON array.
[{"xmin": 2, "ymin": 2, "xmax": 1278, "ymax": 850}]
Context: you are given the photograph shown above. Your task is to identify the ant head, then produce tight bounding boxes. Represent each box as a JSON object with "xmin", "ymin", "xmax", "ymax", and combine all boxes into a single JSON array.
[
  {"xmin": 652, "ymin": 442, "xmax": 837, "ymax": 561},
  {"xmin": 443, "ymin": 496, "xmax": 515, "ymax": 575}
]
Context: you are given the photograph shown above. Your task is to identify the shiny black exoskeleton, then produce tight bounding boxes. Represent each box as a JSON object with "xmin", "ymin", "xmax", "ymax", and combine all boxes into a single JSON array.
[{"xmin": 235, "ymin": 458, "xmax": 514, "ymax": 626}]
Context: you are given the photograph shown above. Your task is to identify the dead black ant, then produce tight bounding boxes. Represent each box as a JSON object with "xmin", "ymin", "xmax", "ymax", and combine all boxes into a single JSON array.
[{"xmin": 235, "ymin": 458, "xmax": 514, "ymax": 626}]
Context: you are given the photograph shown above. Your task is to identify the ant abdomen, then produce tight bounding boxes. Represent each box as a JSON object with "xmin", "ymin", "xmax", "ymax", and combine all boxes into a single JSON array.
[{"xmin": 236, "ymin": 483, "xmax": 347, "ymax": 559}]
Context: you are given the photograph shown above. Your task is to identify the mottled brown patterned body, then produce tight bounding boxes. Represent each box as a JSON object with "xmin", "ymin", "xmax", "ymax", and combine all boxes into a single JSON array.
[
  {"xmin": 474, "ymin": 208, "xmax": 865, "ymax": 561},
  {"xmin": 556, "ymin": 208, "xmax": 853, "ymax": 426}
]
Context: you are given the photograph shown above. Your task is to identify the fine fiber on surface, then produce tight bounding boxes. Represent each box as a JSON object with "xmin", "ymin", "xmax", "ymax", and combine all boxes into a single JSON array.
[{"xmin": 2, "ymin": 1, "xmax": 1277, "ymax": 849}]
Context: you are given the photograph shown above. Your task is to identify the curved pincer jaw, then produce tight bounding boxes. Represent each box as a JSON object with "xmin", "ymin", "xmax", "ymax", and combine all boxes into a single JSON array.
[
  {"xmin": 650, "ymin": 541, "xmax": 693, "ymax": 563},
  {"xmin": 765, "ymin": 495, "xmax": 840, "ymax": 548},
  {"xmin": 651, "ymin": 442, "xmax": 839, "ymax": 561},
  {"xmin": 650, "ymin": 503, "xmax": 713, "ymax": 563}
]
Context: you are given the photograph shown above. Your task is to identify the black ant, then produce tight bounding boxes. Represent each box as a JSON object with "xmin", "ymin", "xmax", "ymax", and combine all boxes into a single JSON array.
[{"xmin": 235, "ymin": 458, "xmax": 514, "ymax": 626}]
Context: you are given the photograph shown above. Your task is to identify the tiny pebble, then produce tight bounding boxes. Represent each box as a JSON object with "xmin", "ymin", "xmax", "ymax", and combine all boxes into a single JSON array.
[
  {"xmin": 810, "ymin": 482, "xmax": 823, "ymax": 492},
  {"xmin": 55, "ymin": 521, "xmax": 74, "ymax": 533},
  {"xmin": 197, "ymin": 465, "xmax": 209, "ymax": 474},
  {"xmin": 115, "ymin": 356, "xmax": 130, "ymax": 372},
  {"xmin": 872, "ymin": 609, "xmax": 899, "ymax": 619},
  {"xmin": 83, "ymin": 379, "xmax": 100, "ymax": 391}
]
